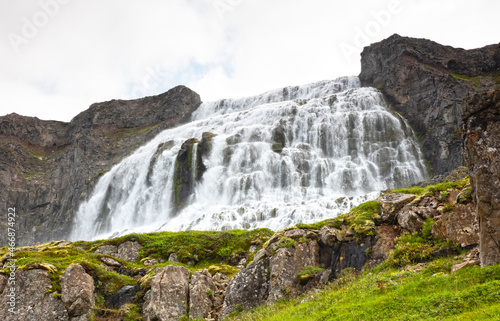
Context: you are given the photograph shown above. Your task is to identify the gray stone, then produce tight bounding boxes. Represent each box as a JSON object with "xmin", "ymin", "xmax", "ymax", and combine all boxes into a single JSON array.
[
  {"xmin": 463, "ymin": 89, "xmax": 500, "ymax": 266},
  {"xmin": 319, "ymin": 226, "xmax": 341, "ymax": 246},
  {"xmin": 100, "ymin": 256, "xmax": 122, "ymax": 267},
  {"xmin": 94, "ymin": 245, "xmax": 118, "ymax": 257},
  {"xmin": 219, "ymin": 259, "xmax": 270, "ymax": 320},
  {"xmin": 168, "ymin": 253, "xmax": 178, "ymax": 262},
  {"xmin": 143, "ymin": 265, "xmax": 190, "ymax": 321},
  {"xmin": 117, "ymin": 241, "xmax": 142, "ymax": 262},
  {"xmin": 61, "ymin": 264, "xmax": 95, "ymax": 320},
  {"xmin": 397, "ymin": 206, "xmax": 424, "ymax": 233},
  {"xmin": 0, "ymin": 269, "xmax": 69, "ymax": 321},
  {"xmin": 379, "ymin": 193, "xmax": 415, "ymax": 223},
  {"xmin": 189, "ymin": 269, "xmax": 216, "ymax": 320}
]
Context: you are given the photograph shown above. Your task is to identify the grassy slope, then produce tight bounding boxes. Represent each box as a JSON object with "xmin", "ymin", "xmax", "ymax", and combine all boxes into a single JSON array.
[{"xmin": 227, "ymin": 258, "xmax": 500, "ymax": 321}]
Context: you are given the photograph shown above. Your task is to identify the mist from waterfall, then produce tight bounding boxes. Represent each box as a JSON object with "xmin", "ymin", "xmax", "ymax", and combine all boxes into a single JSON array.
[{"xmin": 70, "ymin": 76, "xmax": 428, "ymax": 241}]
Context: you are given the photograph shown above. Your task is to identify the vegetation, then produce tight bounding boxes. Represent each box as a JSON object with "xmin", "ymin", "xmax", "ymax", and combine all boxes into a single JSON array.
[
  {"xmin": 295, "ymin": 200, "xmax": 381, "ymax": 237},
  {"xmin": 227, "ymin": 257, "xmax": 500, "ymax": 321},
  {"xmin": 391, "ymin": 176, "xmax": 469, "ymax": 196}
]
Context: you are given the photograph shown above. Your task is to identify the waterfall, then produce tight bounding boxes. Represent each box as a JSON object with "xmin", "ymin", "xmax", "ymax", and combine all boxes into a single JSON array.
[{"xmin": 70, "ymin": 76, "xmax": 428, "ymax": 241}]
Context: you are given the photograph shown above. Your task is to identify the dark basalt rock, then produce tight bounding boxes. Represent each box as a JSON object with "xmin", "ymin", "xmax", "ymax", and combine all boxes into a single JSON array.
[
  {"xmin": 105, "ymin": 283, "xmax": 140, "ymax": 309},
  {"xmin": 359, "ymin": 34, "xmax": 500, "ymax": 175},
  {"xmin": 0, "ymin": 85, "xmax": 201, "ymax": 246}
]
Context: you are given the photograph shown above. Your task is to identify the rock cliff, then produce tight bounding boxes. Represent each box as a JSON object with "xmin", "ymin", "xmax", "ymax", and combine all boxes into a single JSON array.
[
  {"xmin": 0, "ymin": 86, "xmax": 201, "ymax": 246},
  {"xmin": 359, "ymin": 34, "xmax": 500, "ymax": 175},
  {"xmin": 462, "ymin": 89, "xmax": 500, "ymax": 266}
]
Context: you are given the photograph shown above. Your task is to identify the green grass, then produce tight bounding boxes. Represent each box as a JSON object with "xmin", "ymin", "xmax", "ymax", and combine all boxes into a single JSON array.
[
  {"xmin": 391, "ymin": 176, "xmax": 469, "ymax": 196},
  {"xmin": 294, "ymin": 200, "xmax": 381, "ymax": 237},
  {"xmin": 227, "ymin": 259, "xmax": 500, "ymax": 321}
]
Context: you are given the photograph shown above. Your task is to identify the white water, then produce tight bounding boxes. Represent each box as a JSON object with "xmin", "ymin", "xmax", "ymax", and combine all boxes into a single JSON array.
[{"xmin": 70, "ymin": 76, "xmax": 428, "ymax": 241}]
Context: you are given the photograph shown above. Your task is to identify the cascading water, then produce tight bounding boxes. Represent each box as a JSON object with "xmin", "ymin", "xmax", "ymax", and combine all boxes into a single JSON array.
[{"xmin": 70, "ymin": 76, "xmax": 428, "ymax": 241}]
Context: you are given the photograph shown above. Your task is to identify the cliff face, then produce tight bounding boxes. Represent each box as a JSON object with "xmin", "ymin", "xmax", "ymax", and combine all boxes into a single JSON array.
[
  {"xmin": 462, "ymin": 89, "xmax": 500, "ymax": 266},
  {"xmin": 359, "ymin": 34, "xmax": 500, "ymax": 175},
  {"xmin": 0, "ymin": 86, "xmax": 201, "ymax": 246}
]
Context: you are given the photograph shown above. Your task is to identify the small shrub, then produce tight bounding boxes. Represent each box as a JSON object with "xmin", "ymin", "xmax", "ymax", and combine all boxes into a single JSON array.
[{"xmin": 421, "ymin": 218, "xmax": 435, "ymax": 239}]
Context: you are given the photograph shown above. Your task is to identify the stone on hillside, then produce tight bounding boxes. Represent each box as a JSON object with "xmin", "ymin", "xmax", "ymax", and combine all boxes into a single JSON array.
[
  {"xmin": 95, "ymin": 245, "xmax": 118, "ymax": 257},
  {"xmin": 143, "ymin": 265, "xmax": 190, "ymax": 321},
  {"xmin": 189, "ymin": 269, "xmax": 216, "ymax": 320},
  {"xmin": 105, "ymin": 283, "xmax": 140, "ymax": 309},
  {"xmin": 431, "ymin": 203, "xmax": 478, "ymax": 247},
  {"xmin": 252, "ymin": 248, "xmax": 266, "ymax": 263},
  {"xmin": 369, "ymin": 225, "xmax": 398, "ymax": 266},
  {"xmin": 397, "ymin": 206, "xmax": 424, "ymax": 233},
  {"xmin": 0, "ymin": 269, "xmax": 69, "ymax": 321},
  {"xmin": 284, "ymin": 229, "xmax": 318, "ymax": 240},
  {"xmin": 319, "ymin": 226, "xmax": 341, "ymax": 246},
  {"xmin": 0, "ymin": 274, "xmax": 6, "ymax": 294},
  {"xmin": 268, "ymin": 240, "xmax": 319, "ymax": 302},
  {"xmin": 168, "ymin": 253, "xmax": 178, "ymax": 262},
  {"xmin": 117, "ymin": 241, "xmax": 142, "ymax": 262},
  {"xmin": 380, "ymin": 193, "xmax": 416, "ymax": 223},
  {"xmin": 100, "ymin": 256, "xmax": 122, "ymax": 267},
  {"xmin": 61, "ymin": 264, "xmax": 95, "ymax": 320},
  {"xmin": 451, "ymin": 260, "xmax": 480, "ymax": 273},
  {"xmin": 219, "ymin": 259, "xmax": 270, "ymax": 320}
]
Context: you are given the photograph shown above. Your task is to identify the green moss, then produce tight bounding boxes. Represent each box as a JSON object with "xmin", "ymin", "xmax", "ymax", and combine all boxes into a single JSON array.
[
  {"xmin": 451, "ymin": 73, "xmax": 484, "ymax": 87},
  {"xmin": 443, "ymin": 203, "xmax": 454, "ymax": 212},
  {"xmin": 421, "ymin": 218, "xmax": 435, "ymax": 239},
  {"xmin": 294, "ymin": 200, "xmax": 380, "ymax": 237},
  {"xmin": 277, "ymin": 237, "xmax": 296, "ymax": 249},
  {"xmin": 113, "ymin": 124, "xmax": 159, "ymax": 140},
  {"xmin": 382, "ymin": 232, "xmax": 459, "ymax": 268},
  {"xmin": 392, "ymin": 176, "xmax": 469, "ymax": 196}
]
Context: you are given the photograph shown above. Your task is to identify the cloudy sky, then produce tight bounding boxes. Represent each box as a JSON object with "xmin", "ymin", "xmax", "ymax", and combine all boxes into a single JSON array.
[{"xmin": 1, "ymin": 0, "xmax": 499, "ymax": 121}]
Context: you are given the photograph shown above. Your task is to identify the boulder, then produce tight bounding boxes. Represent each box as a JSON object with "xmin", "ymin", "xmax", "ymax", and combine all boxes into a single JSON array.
[
  {"xmin": 319, "ymin": 226, "xmax": 342, "ymax": 246},
  {"xmin": 219, "ymin": 259, "xmax": 270, "ymax": 319},
  {"xmin": 268, "ymin": 240, "xmax": 319, "ymax": 302},
  {"xmin": 117, "ymin": 241, "xmax": 142, "ymax": 262},
  {"xmin": 143, "ymin": 265, "xmax": 190, "ymax": 321},
  {"xmin": 61, "ymin": 264, "xmax": 95, "ymax": 320},
  {"xmin": 105, "ymin": 283, "xmax": 140, "ymax": 309},
  {"xmin": 397, "ymin": 206, "xmax": 424, "ymax": 233},
  {"xmin": 431, "ymin": 203, "xmax": 479, "ymax": 247},
  {"xmin": 0, "ymin": 269, "xmax": 68, "ymax": 321},
  {"xmin": 189, "ymin": 269, "xmax": 216, "ymax": 320},
  {"xmin": 379, "ymin": 193, "xmax": 415, "ymax": 223},
  {"xmin": 94, "ymin": 245, "xmax": 118, "ymax": 257}
]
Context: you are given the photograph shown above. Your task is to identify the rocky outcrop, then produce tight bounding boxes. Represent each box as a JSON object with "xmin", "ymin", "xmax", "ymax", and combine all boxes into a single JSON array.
[
  {"xmin": 0, "ymin": 85, "xmax": 201, "ymax": 246},
  {"xmin": 189, "ymin": 269, "xmax": 217, "ymax": 320},
  {"xmin": 105, "ymin": 284, "xmax": 140, "ymax": 310},
  {"xmin": 219, "ymin": 258, "xmax": 270, "ymax": 320},
  {"xmin": 117, "ymin": 241, "xmax": 142, "ymax": 263},
  {"xmin": 462, "ymin": 89, "xmax": 500, "ymax": 266},
  {"xmin": 61, "ymin": 264, "xmax": 95, "ymax": 320},
  {"xmin": 143, "ymin": 266, "xmax": 190, "ymax": 321},
  {"xmin": 359, "ymin": 34, "xmax": 500, "ymax": 175},
  {"xmin": 0, "ymin": 269, "xmax": 69, "ymax": 321}
]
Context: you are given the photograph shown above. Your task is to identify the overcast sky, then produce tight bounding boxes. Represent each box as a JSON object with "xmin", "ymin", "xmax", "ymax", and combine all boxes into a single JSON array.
[{"xmin": 1, "ymin": 0, "xmax": 499, "ymax": 122}]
